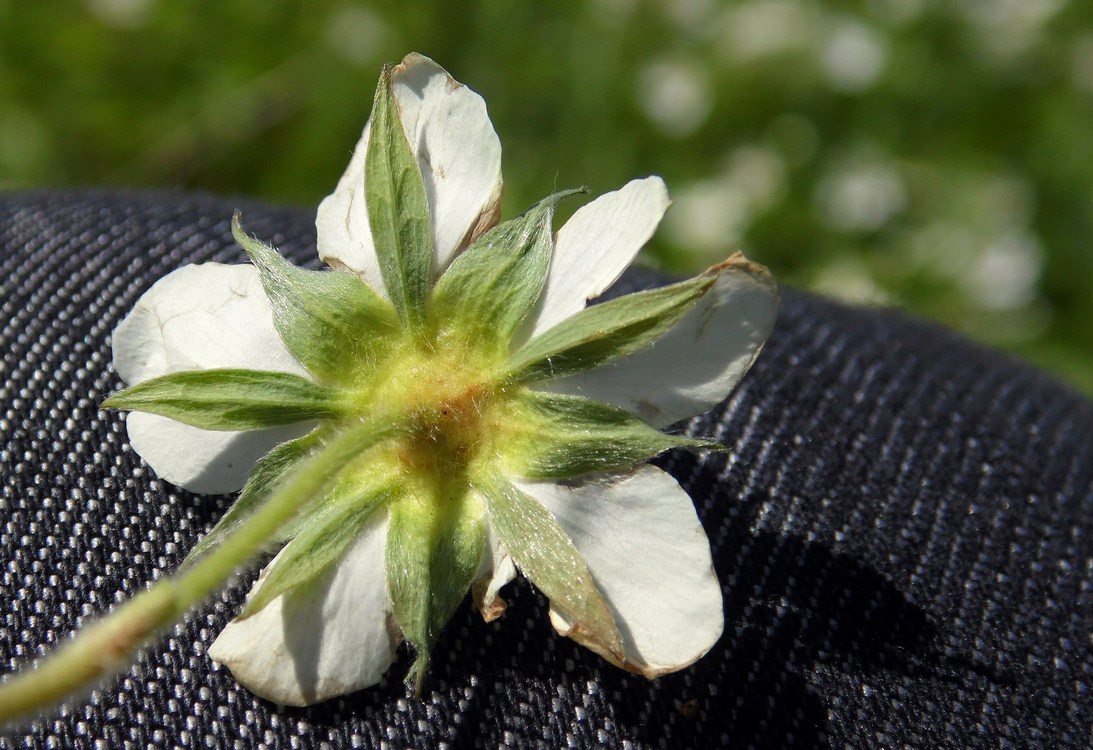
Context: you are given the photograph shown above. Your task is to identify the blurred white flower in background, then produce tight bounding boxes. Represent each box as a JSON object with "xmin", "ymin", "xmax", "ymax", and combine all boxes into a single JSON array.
[
  {"xmin": 662, "ymin": 0, "xmax": 718, "ymax": 37},
  {"xmin": 957, "ymin": 0, "xmax": 1068, "ymax": 62},
  {"xmin": 821, "ymin": 20, "xmax": 888, "ymax": 93},
  {"xmin": 1069, "ymin": 33, "xmax": 1093, "ymax": 93},
  {"xmin": 870, "ymin": 0, "xmax": 926, "ymax": 26},
  {"xmin": 665, "ymin": 146, "xmax": 786, "ymax": 258},
  {"xmin": 325, "ymin": 5, "xmax": 397, "ymax": 66},
  {"xmin": 717, "ymin": 0, "xmax": 815, "ymax": 62},
  {"xmin": 636, "ymin": 58, "xmax": 714, "ymax": 138},
  {"xmin": 811, "ymin": 259, "xmax": 891, "ymax": 306},
  {"xmin": 816, "ymin": 156, "xmax": 906, "ymax": 233},
  {"xmin": 86, "ymin": 0, "xmax": 152, "ymax": 27},
  {"xmin": 964, "ymin": 231, "xmax": 1043, "ymax": 311}
]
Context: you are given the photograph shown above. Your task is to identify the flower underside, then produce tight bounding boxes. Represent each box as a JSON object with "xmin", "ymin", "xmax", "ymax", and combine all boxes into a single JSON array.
[
  {"xmin": 107, "ymin": 199, "xmax": 719, "ymax": 692},
  {"xmin": 0, "ymin": 53, "xmax": 778, "ymax": 719}
]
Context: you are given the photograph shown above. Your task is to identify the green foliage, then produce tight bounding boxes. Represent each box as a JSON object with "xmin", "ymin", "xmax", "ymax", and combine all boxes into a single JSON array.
[{"xmin": 3, "ymin": 1, "xmax": 1092, "ymax": 391}]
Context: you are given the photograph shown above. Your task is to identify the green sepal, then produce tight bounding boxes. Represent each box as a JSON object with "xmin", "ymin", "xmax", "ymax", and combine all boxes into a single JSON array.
[
  {"xmin": 103, "ymin": 368, "xmax": 348, "ymax": 430},
  {"xmin": 502, "ymin": 273, "xmax": 715, "ymax": 384},
  {"xmin": 366, "ymin": 63, "xmax": 434, "ymax": 328},
  {"xmin": 500, "ymin": 391, "xmax": 716, "ymax": 480},
  {"xmin": 473, "ymin": 468, "xmax": 623, "ymax": 661},
  {"xmin": 232, "ymin": 213, "xmax": 399, "ymax": 385},
  {"xmin": 239, "ymin": 479, "xmax": 396, "ymax": 618},
  {"xmin": 385, "ymin": 490, "xmax": 485, "ymax": 693},
  {"xmin": 430, "ymin": 190, "xmax": 584, "ymax": 353},
  {"xmin": 181, "ymin": 429, "xmax": 325, "ymax": 567}
]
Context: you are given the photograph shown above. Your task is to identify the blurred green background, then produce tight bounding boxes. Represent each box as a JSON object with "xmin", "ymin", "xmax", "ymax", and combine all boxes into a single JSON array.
[{"xmin": 2, "ymin": 0, "xmax": 1092, "ymax": 392}]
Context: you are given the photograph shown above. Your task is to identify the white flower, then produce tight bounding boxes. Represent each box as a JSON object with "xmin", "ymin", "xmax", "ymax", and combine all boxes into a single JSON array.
[{"xmin": 108, "ymin": 53, "xmax": 779, "ymax": 706}]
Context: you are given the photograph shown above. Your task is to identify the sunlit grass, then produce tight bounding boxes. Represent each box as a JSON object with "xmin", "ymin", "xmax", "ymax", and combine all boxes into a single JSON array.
[{"xmin": 2, "ymin": 0, "xmax": 1091, "ymax": 393}]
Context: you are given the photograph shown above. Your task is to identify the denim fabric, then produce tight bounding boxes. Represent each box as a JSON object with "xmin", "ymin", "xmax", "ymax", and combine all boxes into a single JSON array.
[{"xmin": 1, "ymin": 191, "xmax": 1090, "ymax": 748}]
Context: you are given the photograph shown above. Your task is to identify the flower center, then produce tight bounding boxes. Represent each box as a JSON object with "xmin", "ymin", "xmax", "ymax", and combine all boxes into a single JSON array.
[
  {"xmin": 400, "ymin": 381, "xmax": 494, "ymax": 475},
  {"xmin": 363, "ymin": 335, "xmax": 509, "ymax": 487}
]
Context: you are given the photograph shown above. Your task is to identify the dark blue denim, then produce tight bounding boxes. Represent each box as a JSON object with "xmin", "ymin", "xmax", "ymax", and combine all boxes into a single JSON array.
[{"xmin": 1, "ymin": 191, "xmax": 1089, "ymax": 748}]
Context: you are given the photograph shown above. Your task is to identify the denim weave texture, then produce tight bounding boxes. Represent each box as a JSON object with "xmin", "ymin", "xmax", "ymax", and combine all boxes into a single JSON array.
[{"xmin": 0, "ymin": 191, "xmax": 1090, "ymax": 749}]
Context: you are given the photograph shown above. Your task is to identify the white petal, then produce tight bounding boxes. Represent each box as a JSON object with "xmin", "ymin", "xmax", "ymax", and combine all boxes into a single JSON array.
[
  {"xmin": 545, "ymin": 254, "xmax": 779, "ymax": 427},
  {"xmin": 111, "ymin": 263, "xmax": 311, "ymax": 493},
  {"xmin": 208, "ymin": 512, "xmax": 397, "ymax": 706},
  {"xmin": 395, "ymin": 53, "xmax": 504, "ymax": 269},
  {"xmin": 514, "ymin": 466, "xmax": 723, "ymax": 676},
  {"xmin": 314, "ymin": 119, "xmax": 385, "ymax": 291},
  {"xmin": 520, "ymin": 177, "xmax": 670, "ymax": 341},
  {"xmin": 316, "ymin": 53, "xmax": 503, "ymax": 292},
  {"xmin": 113, "ymin": 263, "xmax": 307, "ymax": 382},
  {"xmin": 123, "ymin": 415, "xmax": 311, "ymax": 495}
]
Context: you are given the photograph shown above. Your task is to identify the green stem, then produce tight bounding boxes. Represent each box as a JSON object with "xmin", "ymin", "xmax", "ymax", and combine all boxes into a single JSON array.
[{"xmin": 0, "ymin": 417, "xmax": 396, "ymax": 725}]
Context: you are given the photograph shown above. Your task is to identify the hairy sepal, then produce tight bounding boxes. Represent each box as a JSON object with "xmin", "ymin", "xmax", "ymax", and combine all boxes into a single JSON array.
[
  {"xmin": 429, "ymin": 190, "xmax": 583, "ymax": 353},
  {"xmin": 103, "ymin": 369, "xmax": 348, "ymax": 430},
  {"xmin": 500, "ymin": 391, "xmax": 716, "ymax": 480},
  {"xmin": 473, "ymin": 469, "xmax": 624, "ymax": 662},
  {"xmin": 232, "ymin": 213, "xmax": 399, "ymax": 385},
  {"xmin": 385, "ymin": 491, "xmax": 485, "ymax": 692},
  {"xmin": 239, "ymin": 480, "xmax": 395, "ymax": 618},
  {"xmin": 503, "ymin": 273, "xmax": 715, "ymax": 384},
  {"xmin": 366, "ymin": 64, "xmax": 435, "ymax": 328}
]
